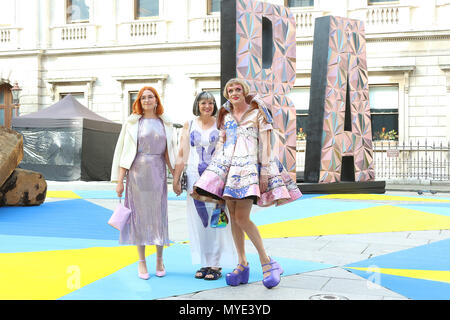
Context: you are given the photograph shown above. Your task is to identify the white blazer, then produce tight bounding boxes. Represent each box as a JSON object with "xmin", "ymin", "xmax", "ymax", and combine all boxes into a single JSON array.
[{"xmin": 110, "ymin": 113, "xmax": 177, "ymax": 182}]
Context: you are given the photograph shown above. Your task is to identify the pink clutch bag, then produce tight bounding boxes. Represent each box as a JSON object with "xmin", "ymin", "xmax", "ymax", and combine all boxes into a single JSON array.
[{"xmin": 108, "ymin": 198, "xmax": 132, "ymax": 231}]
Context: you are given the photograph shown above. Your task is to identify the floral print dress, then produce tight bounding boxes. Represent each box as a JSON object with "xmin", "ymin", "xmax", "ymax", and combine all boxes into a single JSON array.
[{"xmin": 193, "ymin": 95, "xmax": 302, "ymax": 207}]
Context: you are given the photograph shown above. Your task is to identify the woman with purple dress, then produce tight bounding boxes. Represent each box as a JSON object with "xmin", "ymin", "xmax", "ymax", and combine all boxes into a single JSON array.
[
  {"xmin": 193, "ymin": 78, "xmax": 302, "ymax": 289},
  {"xmin": 111, "ymin": 86, "xmax": 177, "ymax": 280},
  {"xmin": 173, "ymin": 91, "xmax": 237, "ymax": 280}
]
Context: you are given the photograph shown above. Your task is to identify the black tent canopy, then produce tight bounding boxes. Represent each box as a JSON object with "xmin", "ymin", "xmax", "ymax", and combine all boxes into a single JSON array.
[{"xmin": 12, "ymin": 94, "xmax": 121, "ymax": 181}]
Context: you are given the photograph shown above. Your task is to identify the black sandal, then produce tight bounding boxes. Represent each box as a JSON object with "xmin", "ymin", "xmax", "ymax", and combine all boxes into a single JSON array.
[
  {"xmin": 195, "ymin": 267, "xmax": 210, "ymax": 279},
  {"xmin": 204, "ymin": 268, "xmax": 222, "ymax": 280}
]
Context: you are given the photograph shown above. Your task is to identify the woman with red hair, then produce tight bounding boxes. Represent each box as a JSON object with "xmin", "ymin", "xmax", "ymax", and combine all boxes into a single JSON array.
[{"xmin": 111, "ymin": 86, "xmax": 177, "ymax": 280}]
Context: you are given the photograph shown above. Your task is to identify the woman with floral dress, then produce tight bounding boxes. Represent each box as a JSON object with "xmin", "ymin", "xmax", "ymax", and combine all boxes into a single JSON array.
[{"xmin": 193, "ymin": 78, "xmax": 302, "ymax": 289}]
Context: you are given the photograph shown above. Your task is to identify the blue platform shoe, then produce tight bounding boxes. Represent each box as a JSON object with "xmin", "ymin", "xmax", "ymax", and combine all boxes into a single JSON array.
[
  {"xmin": 226, "ymin": 263, "xmax": 250, "ymax": 286},
  {"xmin": 262, "ymin": 257, "xmax": 284, "ymax": 289}
]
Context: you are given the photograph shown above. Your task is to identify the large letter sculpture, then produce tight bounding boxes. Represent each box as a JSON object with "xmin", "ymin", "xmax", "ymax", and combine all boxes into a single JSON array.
[
  {"xmin": 304, "ymin": 16, "xmax": 375, "ymax": 183},
  {"xmin": 221, "ymin": 0, "xmax": 297, "ymax": 179}
]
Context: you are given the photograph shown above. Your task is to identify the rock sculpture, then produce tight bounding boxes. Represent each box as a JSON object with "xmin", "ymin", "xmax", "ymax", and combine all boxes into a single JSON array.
[{"xmin": 0, "ymin": 127, "xmax": 47, "ymax": 206}]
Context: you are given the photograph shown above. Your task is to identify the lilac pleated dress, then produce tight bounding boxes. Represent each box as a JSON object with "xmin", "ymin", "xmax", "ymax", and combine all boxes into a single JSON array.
[{"xmin": 120, "ymin": 117, "xmax": 170, "ymax": 246}]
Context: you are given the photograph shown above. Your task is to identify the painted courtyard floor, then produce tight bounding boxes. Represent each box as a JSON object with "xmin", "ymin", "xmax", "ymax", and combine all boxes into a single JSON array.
[{"xmin": 0, "ymin": 181, "xmax": 449, "ymax": 300}]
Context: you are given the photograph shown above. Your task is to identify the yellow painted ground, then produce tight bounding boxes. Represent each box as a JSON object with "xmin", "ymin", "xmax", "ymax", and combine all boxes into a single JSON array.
[
  {"xmin": 46, "ymin": 191, "xmax": 81, "ymax": 199},
  {"xmin": 0, "ymin": 246, "xmax": 156, "ymax": 300},
  {"xmin": 255, "ymin": 205, "xmax": 450, "ymax": 238},
  {"xmin": 346, "ymin": 267, "xmax": 450, "ymax": 284},
  {"xmin": 317, "ymin": 194, "xmax": 450, "ymax": 203}
]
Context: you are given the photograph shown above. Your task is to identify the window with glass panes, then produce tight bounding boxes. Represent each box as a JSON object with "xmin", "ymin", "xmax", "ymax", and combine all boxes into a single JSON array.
[
  {"xmin": 369, "ymin": 85, "xmax": 399, "ymax": 141},
  {"xmin": 135, "ymin": 0, "xmax": 159, "ymax": 18},
  {"xmin": 286, "ymin": 0, "xmax": 314, "ymax": 7},
  {"xmin": 290, "ymin": 87, "xmax": 310, "ymax": 140},
  {"xmin": 129, "ymin": 91, "xmax": 138, "ymax": 115},
  {"xmin": 66, "ymin": 0, "xmax": 90, "ymax": 23},
  {"xmin": 60, "ymin": 93, "xmax": 85, "ymax": 105},
  {"xmin": 208, "ymin": 0, "xmax": 220, "ymax": 14}
]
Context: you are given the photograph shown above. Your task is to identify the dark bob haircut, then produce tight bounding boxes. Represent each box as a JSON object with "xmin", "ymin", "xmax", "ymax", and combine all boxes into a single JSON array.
[{"xmin": 193, "ymin": 91, "xmax": 218, "ymax": 116}]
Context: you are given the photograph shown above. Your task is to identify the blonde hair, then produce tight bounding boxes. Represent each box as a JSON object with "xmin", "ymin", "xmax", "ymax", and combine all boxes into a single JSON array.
[{"xmin": 223, "ymin": 78, "xmax": 250, "ymax": 100}]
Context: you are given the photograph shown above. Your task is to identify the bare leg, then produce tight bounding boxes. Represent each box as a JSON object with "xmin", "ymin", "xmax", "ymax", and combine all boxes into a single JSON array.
[
  {"xmin": 156, "ymin": 245, "xmax": 164, "ymax": 271},
  {"xmin": 233, "ymin": 199, "xmax": 270, "ymax": 264},
  {"xmin": 137, "ymin": 245, "xmax": 148, "ymax": 274},
  {"xmin": 228, "ymin": 199, "xmax": 272, "ymax": 277},
  {"xmin": 227, "ymin": 200, "xmax": 247, "ymax": 273}
]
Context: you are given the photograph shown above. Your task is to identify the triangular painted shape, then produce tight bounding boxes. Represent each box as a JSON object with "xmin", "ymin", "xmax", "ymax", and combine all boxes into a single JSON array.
[{"xmin": 0, "ymin": 246, "xmax": 156, "ymax": 299}]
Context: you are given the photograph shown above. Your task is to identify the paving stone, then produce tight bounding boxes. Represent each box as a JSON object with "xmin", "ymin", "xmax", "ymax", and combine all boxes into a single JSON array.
[{"xmin": 321, "ymin": 277, "xmax": 407, "ymax": 299}]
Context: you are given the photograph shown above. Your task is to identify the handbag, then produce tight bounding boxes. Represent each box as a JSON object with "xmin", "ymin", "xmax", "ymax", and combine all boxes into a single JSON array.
[
  {"xmin": 210, "ymin": 204, "xmax": 228, "ymax": 228},
  {"xmin": 108, "ymin": 198, "xmax": 132, "ymax": 231},
  {"xmin": 180, "ymin": 120, "xmax": 193, "ymax": 192}
]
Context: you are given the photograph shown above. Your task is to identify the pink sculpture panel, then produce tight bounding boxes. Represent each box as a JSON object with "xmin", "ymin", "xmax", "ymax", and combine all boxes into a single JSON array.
[
  {"xmin": 319, "ymin": 17, "xmax": 375, "ymax": 183},
  {"xmin": 234, "ymin": 0, "xmax": 297, "ymax": 178}
]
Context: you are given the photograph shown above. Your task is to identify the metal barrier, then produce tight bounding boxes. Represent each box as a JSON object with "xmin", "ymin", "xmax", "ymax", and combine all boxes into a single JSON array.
[
  {"xmin": 295, "ymin": 140, "xmax": 450, "ymax": 182},
  {"xmin": 372, "ymin": 140, "xmax": 450, "ymax": 181}
]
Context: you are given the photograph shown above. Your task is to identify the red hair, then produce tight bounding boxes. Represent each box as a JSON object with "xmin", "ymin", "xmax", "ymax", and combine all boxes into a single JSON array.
[{"xmin": 132, "ymin": 86, "xmax": 164, "ymax": 116}]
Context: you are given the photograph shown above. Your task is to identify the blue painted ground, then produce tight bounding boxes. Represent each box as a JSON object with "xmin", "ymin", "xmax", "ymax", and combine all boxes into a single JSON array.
[
  {"xmin": 0, "ymin": 198, "xmax": 332, "ymax": 300},
  {"xmin": 60, "ymin": 243, "xmax": 333, "ymax": 300},
  {"xmin": 345, "ymin": 238, "xmax": 450, "ymax": 300}
]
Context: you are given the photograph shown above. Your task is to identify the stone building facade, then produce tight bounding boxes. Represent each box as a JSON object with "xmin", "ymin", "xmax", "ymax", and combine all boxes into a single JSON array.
[{"xmin": 0, "ymin": 0, "xmax": 449, "ymax": 145}]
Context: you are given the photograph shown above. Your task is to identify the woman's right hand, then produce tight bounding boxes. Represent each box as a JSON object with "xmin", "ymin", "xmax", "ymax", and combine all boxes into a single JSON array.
[
  {"xmin": 173, "ymin": 181, "xmax": 182, "ymax": 196},
  {"xmin": 116, "ymin": 181, "xmax": 124, "ymax": 198}
]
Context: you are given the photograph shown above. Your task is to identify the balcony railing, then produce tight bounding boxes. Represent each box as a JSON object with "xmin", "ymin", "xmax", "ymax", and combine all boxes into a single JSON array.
[
  {"xmin": 130, "ymin": 21, "xmax": 158, "ymax": 37},
  {"xmin": 2, "ymin": 4, "xmax": 444, "ymax": 51},
  {"xmin": 291, "ymin": 10, "xmax": 323, "ymax": 35},
  {"xmin": 366, "ymin": 6, "xmax": 400, "ymax": 25},
  {"xmin": 50, "ymin": 24, "xmax": 98, "ymax": 48},
  {"xmin": 61, "ymin": 25, "xmax": 88, "ymax": 41},
  {"xmin": 117, "ymin": 19, "xmax": 168, "ymax": 44},
  {"xmin": 351, "ymin": 4, "xmax": 412, "ymax": 33},
  {"xmin": 0, "ymin": 29, "xmax": 11, "ymax": 43},
  {"xmin": 188, "ymin": 15, "xmax": 220, "ymax": 41},
  {"xmin": 0, "ymin": 27, "xmax": 21, "ymax": 50}
]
